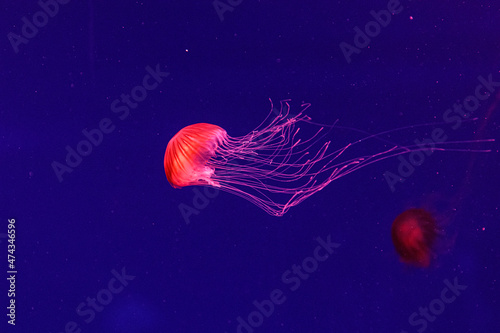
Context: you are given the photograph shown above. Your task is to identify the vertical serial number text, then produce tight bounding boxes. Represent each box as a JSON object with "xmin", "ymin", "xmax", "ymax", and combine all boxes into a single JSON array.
[{"xmin": 7, "ymin": 218, "xmax": 16, "ymax": 326}]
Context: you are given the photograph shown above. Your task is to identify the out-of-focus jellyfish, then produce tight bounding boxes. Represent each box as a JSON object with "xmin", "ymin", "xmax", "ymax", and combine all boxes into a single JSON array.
[
  {"xmin": 164, "ymin": 100, "xmax": 492, "ymax": 216},
  {"xmin": 391, "ymin": 208, "xmax": 438, "ymax": 267}
]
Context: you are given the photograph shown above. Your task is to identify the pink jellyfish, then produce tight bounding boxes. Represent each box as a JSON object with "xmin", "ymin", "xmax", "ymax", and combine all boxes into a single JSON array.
[{"xmin": 164, "ymin": 100, "xmax": 492, "ymax": 216}]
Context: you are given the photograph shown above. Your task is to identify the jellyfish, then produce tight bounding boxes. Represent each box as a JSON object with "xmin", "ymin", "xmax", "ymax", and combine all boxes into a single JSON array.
[
  {"xmin": 164, "ymin": 100, "xmax": 492, "ymax": 216},
  {"xmin": 391, "ymin": 208, "xmax": 438, "ymax": 267}
]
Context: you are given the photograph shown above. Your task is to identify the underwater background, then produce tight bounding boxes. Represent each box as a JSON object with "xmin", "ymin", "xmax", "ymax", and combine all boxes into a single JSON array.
[{"xmin": 1, "ymin": 1, "xmax": 499, "ymax": 332}]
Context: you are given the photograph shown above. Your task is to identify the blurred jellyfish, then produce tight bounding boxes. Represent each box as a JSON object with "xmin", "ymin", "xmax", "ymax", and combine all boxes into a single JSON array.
[{"xmin": 391, "ymin": 208, "xmax": 438, "ymax": 267}]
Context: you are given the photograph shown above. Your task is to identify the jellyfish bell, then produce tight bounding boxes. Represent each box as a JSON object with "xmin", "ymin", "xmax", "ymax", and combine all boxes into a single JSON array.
[
  {"xmin": 391, "ymin": 208, "xmax": 439, "ymax": 267},
  {"xmin": 390, "ymin": 188, "xmax": 474, "ymax": 267},
  {"xmin": 164, "ymin": 123, "xmax": 227, "ymax": 188},
  {"xmin": 164, "ymin": 100, "xmax": 493, "ymax": 216}
]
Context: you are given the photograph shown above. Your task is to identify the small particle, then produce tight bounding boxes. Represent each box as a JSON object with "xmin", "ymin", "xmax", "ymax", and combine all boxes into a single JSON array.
[
  {"xmin": 409, "ymin": 16, "xmax": 414, "ymax": 20},
  {"xmin": 185, "ymin": 49, "xmax": 189, "ymax": 52}
]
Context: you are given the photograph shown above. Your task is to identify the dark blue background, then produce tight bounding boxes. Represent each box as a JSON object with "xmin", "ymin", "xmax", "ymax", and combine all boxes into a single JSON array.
[{"xmin": 1, "ymin": 1, "xmax": 499, "ymax": 332}]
